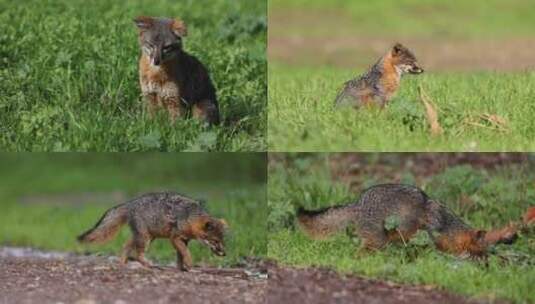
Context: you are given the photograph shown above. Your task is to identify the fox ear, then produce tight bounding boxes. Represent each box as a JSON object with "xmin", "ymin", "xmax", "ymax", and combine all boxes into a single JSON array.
[
  {"xmin": 171, "ymin": 19, "xmax": 188, "ymax": 37},
  {"xmin": 134, "ymin": 16, "xmax": 154, "ymax": 30},
  {"xmin": 392, "ymin": 43, "xmax": 403, "ymax": 55}
]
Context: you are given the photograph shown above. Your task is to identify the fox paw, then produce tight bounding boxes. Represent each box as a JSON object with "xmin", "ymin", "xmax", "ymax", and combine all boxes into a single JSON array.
[
  {"xmin": 179, "ymin": 265, "xmax": 191, "ymax": 272},
  {"xmin": 177, "ymin": 263, "xmax": 191, "ymax": 272}
]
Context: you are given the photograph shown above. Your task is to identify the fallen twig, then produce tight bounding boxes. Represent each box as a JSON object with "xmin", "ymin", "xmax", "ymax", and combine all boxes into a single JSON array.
[{"xmin": 418, "ymin": 85, "xmax": 443, "ymax": 136}]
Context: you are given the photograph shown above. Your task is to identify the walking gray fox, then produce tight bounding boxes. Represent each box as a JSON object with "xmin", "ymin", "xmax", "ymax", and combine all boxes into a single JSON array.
[
  {"xmin": 335, "ymin": 43, "xmax": 424, "ymax": 108},
  {"xmin": 134, "ymin": 16, "xmax": 220, "ymax": 124},
  {"xmin": 297, "ymin": 184, "xmax": 518, "ymax": 257},
  {"xmin": 77, "ymin": 192, "xmax": 228, "ymax": 271}
]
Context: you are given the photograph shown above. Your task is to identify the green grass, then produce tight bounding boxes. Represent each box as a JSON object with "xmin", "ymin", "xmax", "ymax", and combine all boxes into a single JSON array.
[
  {"xmin": 0, "ymin": 153, "xmax": 267, "ymax": 266},
  {"xmin": 268, "ymin": 65, "xmax": 535, "ymax": 151},
  {"xmin": 268, "ymin": 154, "xmax": 535, "ymax": 303},
  {"xmin": 0, "ymin": 0, "xmax": 266, "ymax": 151},
  {"xmin": 270, "ymin": 0, "xmax": 535, "ymax": 39}
]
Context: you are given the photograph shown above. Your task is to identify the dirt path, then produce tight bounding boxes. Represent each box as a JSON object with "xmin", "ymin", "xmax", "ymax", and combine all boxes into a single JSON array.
[
  {"xmin": 327, "ymin": 153, "xmax": 530, "ymax": 191},
  {"xmin": 269, "ymin": 11, "xmax": 535, "ymax": 71},
  {"xmin": 0, "ymin": 248, "xmax": 505, "ymax": 304},
  {"xmin": 268, "ymin": 264, "xmax": 504, "ymax": 304},
  {"xmin": 269, "ymin": 35, "xmax": 535, "ymax": 71},
  {"xmin": 0, "ymin": 249, "xmax": 267, "ymax": 304}
]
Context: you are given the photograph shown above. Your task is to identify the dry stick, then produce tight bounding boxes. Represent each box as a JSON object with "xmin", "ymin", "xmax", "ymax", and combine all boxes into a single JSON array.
[
  {"xmin": 464, "ymin": 122, "xmax": 509, "ymax": 133},
  {"xmin": 477, "ymin": 113, "xmax": 509, "ymax": 132},
  {"xmin": 193, "ymin": 267, "xmax": 250, "ymax": 278},
  {"xmin": 397, "ymin": 229, "xmax": 407, "ymax": 247},
  {"xmin": 418, "ymin": 85, "xmax": 443, "ymax": 136}
]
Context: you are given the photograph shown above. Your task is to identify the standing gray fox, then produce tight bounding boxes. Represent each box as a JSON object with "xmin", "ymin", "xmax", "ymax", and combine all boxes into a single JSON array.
[
  {"xmin": 134, "ymin": 16, "xmax": 220, "ymax": 124},
  {"xmin": 335, "ymin": 43, "xmax": 424, "ymax": 108},
  {"xmin": 77, "ymin": 192, "xmax": 228, "ymax": 271},
  {"xmin": 297, "ymin": 184, "xmax": 518, "ymax": 257}
]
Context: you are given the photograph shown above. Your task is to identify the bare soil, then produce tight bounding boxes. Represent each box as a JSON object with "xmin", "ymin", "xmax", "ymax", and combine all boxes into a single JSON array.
[
  {"xmin": 267, "ymin": 263, "xmax": 505, "ymax": 304},
  {"xmin": 327, "ymin": 153, "xmax": 531, "ymax": 192},
  {"xmin": 269, "ymin": 35, "xmax": 535, "ymax": 71},
  {"xmin": 0, "ymin": 251, "xmax": 267, "ymax": 304},
  {"xmin": 269, "ymin": 11, "xmax": 535, "ymax": 71},
  {"xmin": 0, "ymin": 248, "xmax": 508, "ymax": 304}
]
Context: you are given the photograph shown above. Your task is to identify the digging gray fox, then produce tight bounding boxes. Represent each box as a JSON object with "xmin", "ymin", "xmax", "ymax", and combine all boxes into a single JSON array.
[
  {"xmin": 78, "ymin": 192, "xmax": 228, "ymax": 271},
  {"xmin": 297, "ymin": 184, "xmax": 518, "ymax": 257}
]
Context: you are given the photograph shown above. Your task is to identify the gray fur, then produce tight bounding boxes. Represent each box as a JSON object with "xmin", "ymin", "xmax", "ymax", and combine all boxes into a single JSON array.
[
  {"xmin": 135, "ymin": 17, "xmax": 184, "ymax": 66},
  {"xmin": 298, "ymin": 184, "xmax": 474, "ymax": 248},
  {"xmin": 335, "ymin": 43, "xmax": 423, "ymax": 108}
]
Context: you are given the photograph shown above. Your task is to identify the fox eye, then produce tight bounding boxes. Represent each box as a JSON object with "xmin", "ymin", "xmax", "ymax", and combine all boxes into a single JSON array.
[
  {"xmin": 205, "ymin": 221, "xmax": 215, "ymax": 231},
  {"xmin": 163, "ymin": 44, "xmax": 176, "ymax": 53}
]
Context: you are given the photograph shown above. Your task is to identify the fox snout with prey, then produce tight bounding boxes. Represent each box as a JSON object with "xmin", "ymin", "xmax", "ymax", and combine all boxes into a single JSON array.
[{"xmin": 335, "ymin": 43, "xmax": 424, "ymax": 108}]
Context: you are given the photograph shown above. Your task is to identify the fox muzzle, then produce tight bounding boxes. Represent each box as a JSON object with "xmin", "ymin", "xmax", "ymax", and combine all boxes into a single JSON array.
[
  {"xmin": 201, "ymin": 239, "xmax": 226, "ymax": 256},
  {"xmin": 152, "ymin": 53, "xmax": 161, "ymax": 66},
  {"xmin": 409, "ymin": 66, "xmax": 424, "ymax": 74}
]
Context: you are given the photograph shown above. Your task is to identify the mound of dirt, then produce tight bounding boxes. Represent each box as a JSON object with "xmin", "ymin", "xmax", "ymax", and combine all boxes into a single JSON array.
[
  {"xmin": 0, "ymin": 252, "xmax": 266, "ymax": 304},
  {"xmin": 267, "ymin": 263, "xmax": 506, "ymax": 304}
]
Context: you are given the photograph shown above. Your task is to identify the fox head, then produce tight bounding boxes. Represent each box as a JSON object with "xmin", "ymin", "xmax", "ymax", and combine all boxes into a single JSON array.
[
  {"xmin": 437, "ymin": 230, "xmax": 487, "ymax": 258},
  {"xmin": 190, "ymin": 216, "xmax": 228, "ymax": 257},
  {"xmin": 133, "ymin": 16, "xmax": 188, "ymax": 67},
  {"xmin": 390, "ymin": 43, "xmax": 424, "ymax": 75},
  {"xmin": 463, "ymin": 230, "xmax": 488, "ymax": 257}
]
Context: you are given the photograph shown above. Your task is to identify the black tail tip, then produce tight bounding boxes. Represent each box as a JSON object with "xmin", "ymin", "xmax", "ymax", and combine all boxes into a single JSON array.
[
  {"xmin": 296, "ymin": 206, "xmax": 307, "ymax": 217},
  {"xmin": 297, "ymin": 206, "xmax": 329, "ymax": 217}
]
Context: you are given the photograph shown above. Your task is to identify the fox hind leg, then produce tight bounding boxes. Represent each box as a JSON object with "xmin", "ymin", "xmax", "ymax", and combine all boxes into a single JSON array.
[
  {"xmin": 358, "ymin": 228, "xmax": 388, "ymax": 252},
  {"xmin": 192, "ymin": 99, "xmax": 220, "ymax": 125},
  {"xmin": 133, "ymin": 237, "xmax": 152, "ymax": 267},
  {"xmin": 120, "ymin": 238, "xmax": 135, "ymax": 265},
  {"xmin": 127, "ymin": 224, "xmax": 153, "ymax": 268}
]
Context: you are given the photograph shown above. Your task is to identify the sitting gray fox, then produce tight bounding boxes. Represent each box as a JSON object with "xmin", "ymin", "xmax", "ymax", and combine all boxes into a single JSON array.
[
  {"xmin": 134, "ymin": 16, "xmax": 220, "ymax": 124},
  {"xmin": 77, "ymin": 192, "xmax": 228, "ymax": 271},
  {"xmin": 335, "ymin": 43, "xmax": 424, "ymax": 108}
]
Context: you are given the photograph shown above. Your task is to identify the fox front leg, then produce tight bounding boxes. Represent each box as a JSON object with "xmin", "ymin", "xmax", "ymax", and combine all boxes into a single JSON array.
[
  {"xmin": 171, "ymin": 237, "xmax": 192, "ymax": 271},
  {"xmin": 143, "ymin": 93, "xmax": 160, "ymax": 118},
  {"xmin": 129, "ymin": 232, "xmax": 153, "ymax": 268},
  {"xmin": 163, "ymin": 97, "xmax": 186, "ymax": 122}
]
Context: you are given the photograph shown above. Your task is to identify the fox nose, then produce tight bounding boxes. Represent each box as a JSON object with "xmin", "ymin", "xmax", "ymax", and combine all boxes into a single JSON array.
[
  {"xmin": 153, "ymin": 57, "xmax": 160, "ymax": 66},
  {"xmin": 410, "ymin": 66, "xmax": 424, "ymax": 74}
]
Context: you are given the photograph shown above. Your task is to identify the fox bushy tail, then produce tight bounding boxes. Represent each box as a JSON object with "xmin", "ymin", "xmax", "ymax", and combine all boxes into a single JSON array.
[
  {"xmin": 77, "ymin": 204, "xmax": 128, "ymax": 243},
  {"xmin": 297, "ymin": 204, "xmax": 357, "ymax": 239}
]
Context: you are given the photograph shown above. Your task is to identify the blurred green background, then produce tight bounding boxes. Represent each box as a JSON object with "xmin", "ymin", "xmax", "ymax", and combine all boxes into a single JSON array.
[{"xmin": 0, "ymin": 152, "xmax": 267, "ymax": 266}]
